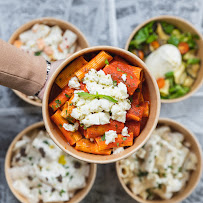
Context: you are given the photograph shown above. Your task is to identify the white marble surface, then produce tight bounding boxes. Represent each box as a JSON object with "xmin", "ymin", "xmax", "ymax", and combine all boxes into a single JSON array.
[{"xmin": 0, "ymin": 0, "xmax": 203, "ymax": 202}]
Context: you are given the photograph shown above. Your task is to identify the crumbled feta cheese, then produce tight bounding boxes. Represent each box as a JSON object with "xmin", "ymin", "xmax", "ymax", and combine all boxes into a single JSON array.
[
  {"xmin": 81, "ymin": 112, "xmax": 110, "ymax": 127},
  {"xmin": 71, "ymin": 69, "xmax": 131, "ymax": 127},
  {"xmin": 68, "ymin": 77, "xmax": 81, "ymax": 89},
  {"xmin": 63, "ymin": 122, "xmax": 79, "ymax": 132},
  {"xmin": 105, "ymin": 130, "xmax": 118, "ymax": 145},
  {"xmin": 122, "ymin": 127, "xmax": 130, "ymax": 137},
  {"xmin": 113, "ymin": 147, "xmax": 124, "ymax": 154},
  {"xmin": 122, "ymin": 74, "xmax": 127, "ymax": 82}
]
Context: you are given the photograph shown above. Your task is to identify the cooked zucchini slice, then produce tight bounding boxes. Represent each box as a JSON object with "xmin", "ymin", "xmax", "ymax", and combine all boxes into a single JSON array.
[
  {"xmin": 186, "ymin": 64, "xmax": 200, "ymax": 78},
  {"xmin": 183, "ymin": 50, "xmax": 196, "ymax": 60},
  {"xmin": 160, "ymin": 79, "xmax": 170, "ymax": 96},
  {"xmin": 183, "ymin": 76, "xmax": 195, "ymax": 87},
  {"xmin": 174, "ymin": 63, "xmax": 185, "ymax": 84},
  {"xmin": 156, "ymin": 23, "xmax": 170, "ymax": 41}
]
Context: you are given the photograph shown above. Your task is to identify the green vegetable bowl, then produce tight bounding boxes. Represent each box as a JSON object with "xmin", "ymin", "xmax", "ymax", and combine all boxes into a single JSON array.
[{"xmin": 125, "ymin": 15, "xmax": 203, "ymax": 103}]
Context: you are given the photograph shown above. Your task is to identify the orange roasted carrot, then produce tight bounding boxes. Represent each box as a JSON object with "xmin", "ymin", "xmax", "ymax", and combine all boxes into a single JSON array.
[
  {"xmin": 13, "ymin": 40, "xmax": 22, "ymax": 48},
  {"xmin": 126, "ymin": 121, "xmax": 141, "ymax": 137},
  {"xmin": 178, "ymin": 42, "xmax": 189, "ymax": 54},
  {"xmin": 75, "ymin": 139, "xmax": 112, "ymax": 155},
  {"xmin": 75, "ymin": 51, "xmax": 113, "ymax": 81},
  {"xmin": 95, "ymin": 132, "xmax": 133, "ymax": 150},
  {"xmin": 156, "ymin": 78, "xmax": 165, "ymax": 89},
  {"xmin": 84, "ymin": 120, "xmax": 124, "ymax": 139},
  {"xmin": 51, "ymin": 109, "xmax": 79, "ymax": 145},
  {"xmin": 49, "ymin": 86, "xmax": 74, "ymax": 112},
  {"xmin": 150, "ymin": 41, "xmax": 160, "ymax": 50}
]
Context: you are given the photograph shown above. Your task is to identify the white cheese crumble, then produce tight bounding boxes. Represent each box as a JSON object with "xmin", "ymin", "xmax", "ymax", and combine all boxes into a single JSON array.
[
  {"xmin": 122, "ymin": 127, "xmax": 130, "ymax": 137},
  {"xmin": 105, "ymin": 130, "xmax": 118, "ymax": 145},
  {"xmin": 63, "ymin": 122, "xmax": 79, "ymax": 132},
  {"xmin": 121, "ymin": 73, "xmax": 127, "ymax": 82},
  {"xmin": 70, "ymin": 69, "xmax": 131, "ymax": 127},
  {"xmin": 113, "ymin": 147, "xmax": 124, "ymax": 154},
  {"xmin": 68, "ymin": 77, "xmax": 81, "ymax": 89}
]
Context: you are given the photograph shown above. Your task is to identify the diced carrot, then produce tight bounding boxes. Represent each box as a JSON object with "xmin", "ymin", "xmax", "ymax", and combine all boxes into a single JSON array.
[
  {"xmin": 126, "ymin": 121, "xmax": 140, "ymax": 137},
  {"xmin": 84, "ymin": 120, "xmax": 124, "ymax": 139},
  {"xmin": 156, "ymin": 78, "xmax": 165, "ymax": 89},
  {"xmin": 13, "ymin": 40, "xmax": 22, "ymax": 48},
  {"xmin": 49, "ymin": 86, "xmax": 74, "ymax": 112},
  {"xmin": 178, "ymin": 42, "xmax": 189, "ymax": 54},
  {"xmin": 150, "ymin": 41, "xmax": 160, "ymax": 50},
  {"xmin": 138, "ymin": 50, "xmax": 144, "ymax": 60},
  {"xmin": 95, "ymin": 132, "xmax": 133, "ymax": 150},
  {"xmin": 75, "ymin": 139, "xmax": 112, "ymax": 155}
]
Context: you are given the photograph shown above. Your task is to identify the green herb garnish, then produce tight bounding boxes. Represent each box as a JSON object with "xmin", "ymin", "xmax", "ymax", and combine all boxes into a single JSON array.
[
  {"xmin": 113, "ymin": 80, "xmax": 117, "ymax": 86},
  {"xmin": 59, "ymin": 189, "xmax": 65, "ymax": 196},
  {"xmin": 55, "ymin": 99, "xmax": 61, "ymax": 104},
  {"xmin": 101, "ymin": 135, "xmax": 105, "ymax": 141},
  {"xmin": 168, "ymin": 35, "xmax": 179, "ymax": 46},
  {"xmin": 34, "ymin": 51, "xmax": 42, "ymax": 56},
  {"xmin": 122, "ymin": 137, "xmax": 127, "ymax": 141},
  {"xmin": 76, "ymin": 92, "xmax": 118, "ymax": 103},
  {"xmin": 117, "ymin": 143, "xmax": 119, "ymax": 147},
  {"xmin": 105, "ymin": 59, "xmax": 109, "ymax": 65},
  {"xmin": 187, "ymin": 58, "xmax": 200, "ymax": 65},
  {"xmin": 65, "ymin": 94, "xmax": 70, "ymax": 98},
  {"xmin": 161, "ymin": 22, "xmax": 174, "ymax": 34},
  {"xmin": 130, "ymin": 76, "xmax": 133, "ymax": 79},
  {"xmin": 117, "ymin": 67, "xmax": 121, "ymax": 71},
  {"xmin": 43, "ymin": 140, "xmax": 49, "ymax": 145}
]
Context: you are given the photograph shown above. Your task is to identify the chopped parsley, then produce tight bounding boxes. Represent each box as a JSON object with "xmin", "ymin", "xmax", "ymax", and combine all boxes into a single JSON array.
[
  {"xmin": 130, "ymin": 76, "xmax": 133, "ymax": 79},
  {"xmin": 117, "ymin": 143, "xmax": 119, "ymax": 147},
  {"xmin": 55, "ymin": 99, "xmax": 61, "ymax": 104},
  {"xmin": 66, "ymin": 172, "xmax": 69, "ymax": 176},
  {"xmin": 28, "ymin": 157, "xmax": 33, "ymax": 161},
  {"xmin": 59, "ymin": 189, "xmax": 65, "ymax": 196},
  {"xmin": 66, "ymin": 110, "xmax": 68, "ymax": 115},
  {"xmin": 117, "ymin": 67, "xmax": 121, "ymax": 71},
  {"xmin": 43, "ymin": 140, "xmax": 49, "ymax": 145},
  {"xmin": 69, "ymin": 103, "xmax": 73, "ymax": 106},
  {"xmin": 65, "ymin": 94, "xmax": 70, "ymax": 98},
  {"xmin": 59, "ymin": 124, "xmax": 62, "ymax": 128},
  {"xmin": 105, "ymin": 59, "xmax": 109, "ymax": 65},
  {"xmin": 34, "ymin": 51, "xmax": 42, "ymax": 56},
  {"xmin": 122, "ymin": 137, "xmax": 127, "ymax": 141},
  {"xmin": 113, "ymin": 80, "xmax": 117, "ymax": 86},
  {"xmin": 83, "ymin": 126, "xmax": 87, "ymax": 130},
  {"xmin": 178, "ymin": 167, "xmax": 182, "ymax": 172},
  {"xmin": 101, "ymin": 135, "xmax": 106, "ymax": 141},
  {"xmin": 137, "ymin": 170, "xmax": 148, "ymax": 177}
]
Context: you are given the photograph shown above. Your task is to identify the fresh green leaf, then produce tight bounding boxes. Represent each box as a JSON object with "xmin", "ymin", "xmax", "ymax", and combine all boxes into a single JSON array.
[
  {"xmin": 165, "ymin": 71, "xmax": 174, "ymax": 78},
  {"xmin": 146, "ymin": 33, "xmax": 158, "ymax": 43},
  {"xmin": 130, "ymin": 75, "xmax": 133, "ymax": 79},
  {"xmin": 76, "ymin": 92, "xmax": 118, "ymax": 103},
  {"xmin": 34, "ymin": 51, "xmax": 42, "ymax": 56},
  {"xmin": 43, "ymin": 140, "xmax": 49, "ymax": 145},
  {"xmin": 168, "ymin": 36, "xmax": 179, "ymax": 46},
  {"xmin": 122, "ymin": 137, "xmax": 127, "ymax": 141},
  {"xmin": 187, "ymin": 58, "xmax": 200, "ymax": 65},
  {"xmin": 161, "ymin": 22, "xmax": 174, "ymax": 34},
  {"xmin": 117, "ymin": 143, "xmax": 119, "ymax": 147},
  {"xmin": 105, "ymin": 59, "xmax": 109, "ymax": 65}
]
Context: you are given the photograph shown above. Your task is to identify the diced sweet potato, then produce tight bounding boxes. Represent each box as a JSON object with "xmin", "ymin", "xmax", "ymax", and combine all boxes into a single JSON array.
[{"xmin": 126, "ymin": 121, "xmax": 141, "ymax": 137}]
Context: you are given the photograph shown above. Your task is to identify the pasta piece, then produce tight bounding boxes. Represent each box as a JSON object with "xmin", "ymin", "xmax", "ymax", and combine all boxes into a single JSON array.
[
  {"xmin": 95, "ymin": 132, "xmax": 133, "ymax": 150},
  {"xmin": 80, "ymin": 83, "xmax": 88, "ymax": 92},
  {"xmin": 49, "ymin": 86, "xmax": 74, "ymax": 112},
  {"xmin": 126, "ymin": 121, "xmax": 141, "ymax": 137},
  {"xmin": 103, "ymin": 60, "xmax": 141, "ymax": 95},
  {"xmin": 51, "ymin": 109, "xmax": 77, "ymax": 145},
  {"xmin": 112, "ymin": 55, "xmax": 128, "ymax": 64},
  {"xmin": 75, "ymin": 51, "xmax": 113, "ymax": 81},
  {"xmin": 84, "ymin": 120, "xmax": 124, "ymax": 138},
  {"xmin": 55, "ymin": 56, "xmax": 88, "ymax": 88},
  {"xmin": 126, "ymin": 106, "xmax": 144, "ymax": 121},
  {"xmin": 61, "ymin": 101, "xmax": 75, "ymax": 119},
  {"xmin": 141, "ymin": 101, "xmax": 149, "ymax": 117},
  {"xmin": 75, "ymin": 139, "xmax": 112, "ymax": 155}
]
